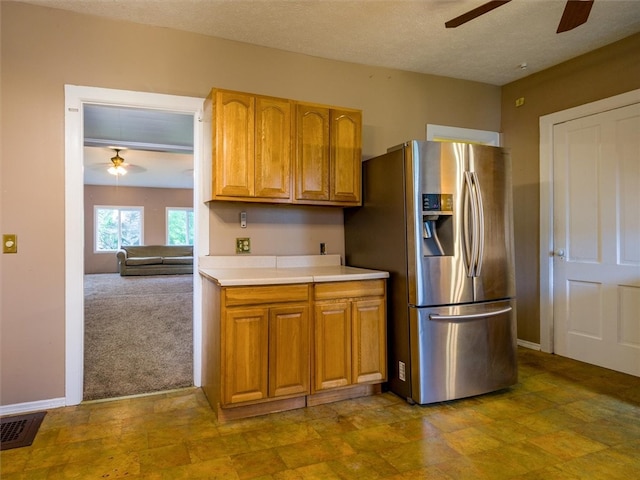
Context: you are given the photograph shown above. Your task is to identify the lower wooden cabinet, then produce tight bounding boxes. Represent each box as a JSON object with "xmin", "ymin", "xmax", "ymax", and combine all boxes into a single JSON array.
[
  {"xmin": 268, "ymin": 304, "xmax": 310, "ymax": 398},
  {"xmin": 222, "ymin": 306, "xmax": 269, "ymax": 404},
  {"xmin": 313, "ymin": 280, "xmax": 387, "ymax": 393},
  {"xmin": 202, "ymin": 277, "xmax": 386, "ymax": 422},
  {"xmin": 221, "ymin": 285, "xmax": 310, "ymax": 406},
  {"xmin": 313, "ymin": 300, "xmax": 352, "ymax": 390},
  {"xmin": 352, "ymin": 296, "xmax": 387, "ymax": 384}
]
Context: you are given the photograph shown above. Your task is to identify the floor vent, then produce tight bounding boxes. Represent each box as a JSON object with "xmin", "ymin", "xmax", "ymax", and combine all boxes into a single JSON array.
[{"xmin": 0, "ymin": 411, "xmax": 46, "ymax": 451}]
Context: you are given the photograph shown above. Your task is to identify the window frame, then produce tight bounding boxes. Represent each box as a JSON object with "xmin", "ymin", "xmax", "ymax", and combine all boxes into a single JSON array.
[
  {"xmin": 94, "ymin": 205, "xmax": 144, "ymax": 253},
  {"xmin": 166, "ymin": 207, "xmax": 194, "ymax": 246}
]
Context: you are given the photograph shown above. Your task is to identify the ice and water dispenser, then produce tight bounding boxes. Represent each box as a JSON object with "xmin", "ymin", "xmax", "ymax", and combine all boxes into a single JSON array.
[{"xmin": 421, "ymin": 193, "xmax": 453, "ymax": 256}]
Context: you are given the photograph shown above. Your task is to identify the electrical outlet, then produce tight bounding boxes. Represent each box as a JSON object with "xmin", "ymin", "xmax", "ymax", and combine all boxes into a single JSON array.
[
  {"xmin": 399, "ymin": 361, "xmax": 406, "ymax": 381},
  {"xmin": 236, "ymin": 237, "xmax": 251, "ymax": 254}
]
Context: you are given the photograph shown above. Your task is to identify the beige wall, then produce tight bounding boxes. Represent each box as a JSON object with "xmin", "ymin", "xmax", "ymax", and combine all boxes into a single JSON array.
[
  {"xmin": 84, "ymin": 185, "xmax": 193, "ymax": 274},
  {"xmin": 0, "ymin": 2, "xmax": 501, "ymax": 406},
  {"xmin": 501, "ymin": 33, "xmax": 640, "ymax": 343},
  {"xmin": 209, "ymin": 203, "xmax": 346, "ymax": 257}
]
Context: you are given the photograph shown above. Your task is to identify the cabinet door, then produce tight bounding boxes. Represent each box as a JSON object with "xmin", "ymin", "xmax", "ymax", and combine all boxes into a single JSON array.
[
  {"xmin": 352, "ymin": 297, "xmax": 387, "ymax": 384},
  {"xmin": 256, "ymin": 96, "xmax": 292, "ymax": 199},
  {"xmin": 330, "ymin": 109, "xmax": 362, "ymax": 204},
  {"xmin": 222, "ymin": 307, "xmax": 268, "ymax": 404},
  {"xmin": 269, "ymin": 304, "xmax": 310, "ymax": 397},
  {"xmin": 214, "ymin": 91, "xmax": 255, "ymax": 197},
  {"xmin": 295, "ymin": 104, "xmax": 330, "ymax": 201},
  {"xmin": 313, "ymin": 301, "xmax": 351, "ymax": 391}
]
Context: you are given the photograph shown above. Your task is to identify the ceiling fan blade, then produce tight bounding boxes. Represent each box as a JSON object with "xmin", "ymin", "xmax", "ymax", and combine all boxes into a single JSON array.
[
  {"xmin": 445, "ymin": 1, "xmax": 512, "ymax": 28},
  {"xmin": 557, "ymin": 0, "xmax": 594, "ymax": 33}
]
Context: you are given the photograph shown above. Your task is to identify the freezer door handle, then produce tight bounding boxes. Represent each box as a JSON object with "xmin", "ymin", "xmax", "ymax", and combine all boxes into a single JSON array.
[{"xmin": 429, "ymin": 306, "xmax": 512, "ymax": 321}]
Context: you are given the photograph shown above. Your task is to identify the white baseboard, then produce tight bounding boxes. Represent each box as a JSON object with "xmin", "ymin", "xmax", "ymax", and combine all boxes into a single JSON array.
[
  {"xmin": 0, "ymin": 397, "xmax": 66, "ymax": 416},
  {"xmin": 517, "ymin": 339, "xmax": 541, "ymax": 351}
]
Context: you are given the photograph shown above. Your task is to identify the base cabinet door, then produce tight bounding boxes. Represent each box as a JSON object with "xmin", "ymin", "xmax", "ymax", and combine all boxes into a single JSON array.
[
  {"xmin": 313, "ymin": 301, "xmax": 352, "ymax": 391},
  {"xmin": 352, "ymin": 297, "xmax": 387, "ymax": 384},
  {"xmin": 221, "ymin": 284, "xmax": 310, "ymax": 407},
  {"xmin": 222, "ymin": 307, "xmax": 269, "ymax": 405},
  {"xmin": 269, "ymin": 304, "xmax": 310, "ymax": 397},
  {"xmin": 312, "ymin": 279, "xmax": 387, "ymax": 393},
  {"xmin": 205, "ymin": 279, "xmax": 386, "ymax": 421}
]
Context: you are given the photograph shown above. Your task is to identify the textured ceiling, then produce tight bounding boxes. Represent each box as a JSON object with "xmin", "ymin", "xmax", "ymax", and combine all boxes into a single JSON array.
[{"xmin": 17, "ymin": 0, "xmax": 640, "ymax": 85}]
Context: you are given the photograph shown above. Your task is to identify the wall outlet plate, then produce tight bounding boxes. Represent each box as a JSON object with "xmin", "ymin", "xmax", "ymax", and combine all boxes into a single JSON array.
[
  {"xmin": 3, "ymin": 234, "xmax": 17, "ymax": 254},
  {"xmin": 236, "ymin": 238, "xmax": 251, "ymax": 254}
]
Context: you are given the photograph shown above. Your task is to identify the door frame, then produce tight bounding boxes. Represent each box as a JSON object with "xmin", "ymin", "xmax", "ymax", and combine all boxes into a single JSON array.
[
  {"xmin": 64, "ymin": 85, "xmax": 206, "ymax": 405},
  {"xmin": 538, "ymin": 88, "xmax": 640, "ymax": 353}
]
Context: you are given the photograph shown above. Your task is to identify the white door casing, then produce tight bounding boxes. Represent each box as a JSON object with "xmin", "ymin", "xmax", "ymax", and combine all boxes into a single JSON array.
[
  {"xmin": 540, "ymin": 89, "xmax": 640, "ymax": 376},
  {"xmin": 64, "ymin": 85, "xmax": 206, "ymax": 405}
]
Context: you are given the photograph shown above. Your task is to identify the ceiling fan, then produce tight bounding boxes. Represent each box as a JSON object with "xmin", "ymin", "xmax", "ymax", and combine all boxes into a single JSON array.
[
  {"xmin": 445, "ymin": 0, "xmax": 594, "ymax": 33},
  {"xmin": 88, "ymin": 147, "xmax": 146, "ymax": 177}
]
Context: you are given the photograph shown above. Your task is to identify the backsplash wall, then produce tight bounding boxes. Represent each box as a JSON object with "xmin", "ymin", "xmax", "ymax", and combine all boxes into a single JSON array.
[{"xmin": 208, "ymin": 202, "xmax": 345, "ymax": 258}]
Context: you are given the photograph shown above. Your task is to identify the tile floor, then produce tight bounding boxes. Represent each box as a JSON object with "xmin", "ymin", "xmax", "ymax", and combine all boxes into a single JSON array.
[{"xmin": 1, "ymin": 348, "xmax": 639, "ymax": 479}]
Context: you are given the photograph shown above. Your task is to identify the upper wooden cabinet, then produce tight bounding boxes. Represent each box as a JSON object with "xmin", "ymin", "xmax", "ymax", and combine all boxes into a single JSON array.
[
  {"xmin": 206, "ymin": 88, "xmax": 362, "ymax": 206},
  {"xmin": 295, "ymin": 104, "xmax": 330, "ymax": 203},
  {"xmin": 207, "ymin": 89, "xmax": 292, "ymax": 202},
  {"xmin": 256, "ymin": 96, "xmax": 292, "ymax": 199},
  {"xmin": 295, "ymin": 104, "xmax": 362, "ymax": 206}
]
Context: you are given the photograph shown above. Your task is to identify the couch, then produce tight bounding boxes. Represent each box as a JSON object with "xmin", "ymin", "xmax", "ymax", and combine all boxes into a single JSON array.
[{"xmin": 116, "ymin": 245, "xmax": 194, "ymax": 276}]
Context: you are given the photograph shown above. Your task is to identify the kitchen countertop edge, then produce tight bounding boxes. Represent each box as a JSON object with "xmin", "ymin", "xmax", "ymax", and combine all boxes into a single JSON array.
[{"xmin": 199, "ymin": 264, "xmax": 389, "ymax": 287}]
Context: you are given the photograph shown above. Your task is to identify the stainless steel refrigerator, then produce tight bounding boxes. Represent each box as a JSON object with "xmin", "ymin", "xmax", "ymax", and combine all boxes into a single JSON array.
[{"xmin": 345, "ymin": 140, "xmax": 517, "ymax": 404}]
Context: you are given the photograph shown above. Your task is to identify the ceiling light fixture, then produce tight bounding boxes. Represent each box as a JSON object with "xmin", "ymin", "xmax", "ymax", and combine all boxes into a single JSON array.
[{"xmin": 108, "ymin": 148, "xmax": 127, "ymax": 176}]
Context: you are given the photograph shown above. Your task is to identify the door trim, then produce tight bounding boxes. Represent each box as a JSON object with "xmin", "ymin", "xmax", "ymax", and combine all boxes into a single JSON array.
[
  {"xmin": 538, "ymin": 88, "xmax": 640, "ymax": 353},
  {"xmin": 64, "ymin": 85, "xmax": 206, "ymax": 405}
]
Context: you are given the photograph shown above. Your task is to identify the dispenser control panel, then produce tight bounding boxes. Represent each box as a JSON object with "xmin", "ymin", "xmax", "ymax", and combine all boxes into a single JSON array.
[{"xmin": 422, "ymin": 193, "xmax": 453, "ymax": 213}]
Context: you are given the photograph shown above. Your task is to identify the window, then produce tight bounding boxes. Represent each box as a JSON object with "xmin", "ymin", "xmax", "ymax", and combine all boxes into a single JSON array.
[
  {"xmin": 167, "ymin": 208, "xmax": 194, "ymax": 245},
  {"xmin": 426, "ymin": 124, "xmax": 501, "ymax": 146},
  {"xmin": 94, "ymin": 206, "xmax": 143, "ymax": 252}
]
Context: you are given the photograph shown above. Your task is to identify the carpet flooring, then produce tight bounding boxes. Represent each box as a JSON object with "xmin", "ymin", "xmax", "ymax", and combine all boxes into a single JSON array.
[{"xmin": 83, "ymin": 274, "xmax": 193, "ymax": 401}]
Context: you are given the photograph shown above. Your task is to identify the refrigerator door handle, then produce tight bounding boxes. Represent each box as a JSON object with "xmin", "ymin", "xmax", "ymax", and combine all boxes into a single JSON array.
[
  {"xmin": 463, "ymin": 172, "xmax": 480, "ymax": 277},
  {"xmin": 472, "ymin": 172, "xmax": 485, "ymax": 276},
  {"xmin": 429, "ymin": 306, "xmax": 512, "ymax": 321}
]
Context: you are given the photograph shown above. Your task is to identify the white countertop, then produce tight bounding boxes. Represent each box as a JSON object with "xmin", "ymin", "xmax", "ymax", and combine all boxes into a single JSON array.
[{"xmin": 199, "ymin": 255, "xmax": 389, "ymax": 286}]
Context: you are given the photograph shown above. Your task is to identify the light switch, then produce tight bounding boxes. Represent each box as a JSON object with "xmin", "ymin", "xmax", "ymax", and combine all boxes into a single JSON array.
[{"xmin": 3, "ymin": 234, "xmax": 17, "ymax": 254}]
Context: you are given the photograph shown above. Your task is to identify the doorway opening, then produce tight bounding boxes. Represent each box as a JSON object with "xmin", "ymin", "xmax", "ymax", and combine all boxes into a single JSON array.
[{"xmin": 64, "ymin": 85, "xmax": 206, "ymax": 405}]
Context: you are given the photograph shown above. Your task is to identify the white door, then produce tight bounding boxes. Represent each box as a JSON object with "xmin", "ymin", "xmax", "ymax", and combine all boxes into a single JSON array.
[{"xmin": 553, "ymin": 102, "xmax": 640, "ymax": 376}]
